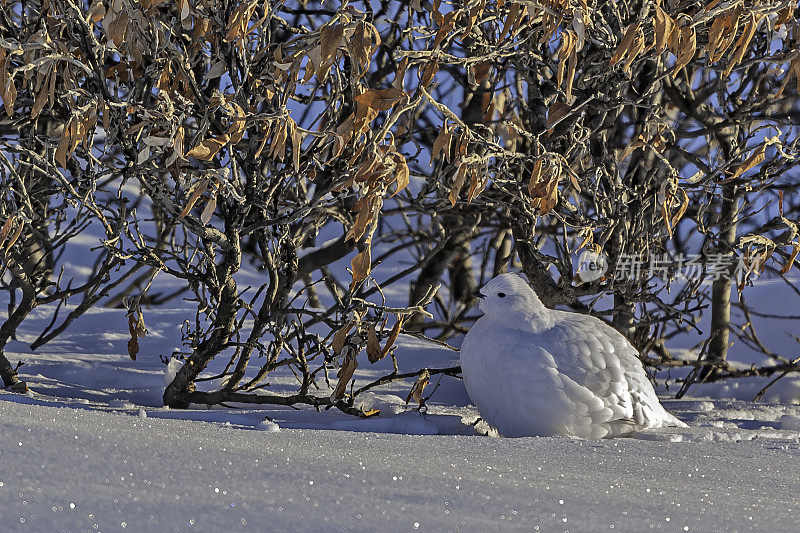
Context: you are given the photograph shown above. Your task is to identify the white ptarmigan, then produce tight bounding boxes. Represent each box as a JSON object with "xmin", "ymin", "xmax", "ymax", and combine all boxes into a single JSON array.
[{"xmin": 460, "ymin": 273, "xmax": 687, "ymax": 439}]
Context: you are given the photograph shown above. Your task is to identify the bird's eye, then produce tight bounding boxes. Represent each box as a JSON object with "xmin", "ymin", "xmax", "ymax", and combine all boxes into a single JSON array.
[{"xmin": 497, "ymin": 292, "xmax": 506, "ymax": 298}]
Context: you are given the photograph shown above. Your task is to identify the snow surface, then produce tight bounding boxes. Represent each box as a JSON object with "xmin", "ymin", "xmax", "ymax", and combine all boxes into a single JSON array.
[{"xmin": 2, "ymin": 392, "xmax": 800, "ymax": 532}]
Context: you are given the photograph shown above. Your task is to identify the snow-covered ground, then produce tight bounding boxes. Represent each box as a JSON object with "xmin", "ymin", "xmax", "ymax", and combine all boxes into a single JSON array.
[
  {"xmin": 2, "ymin": 391, "xmax": 800, "ymax": 531},
  {"xmin": 2, "ymin": 301, "xmax": 800, "ymax": 531}
]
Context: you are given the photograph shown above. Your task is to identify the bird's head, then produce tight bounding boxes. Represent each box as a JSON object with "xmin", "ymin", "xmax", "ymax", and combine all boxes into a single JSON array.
[{"xmin": 476, "ymin": 273, "xmax": 548, "ymax": 328}]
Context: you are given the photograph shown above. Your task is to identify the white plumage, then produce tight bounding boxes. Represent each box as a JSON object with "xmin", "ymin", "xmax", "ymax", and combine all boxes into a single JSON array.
[{"xmin": 460, "ymin": 273, "xmax": 687, "ymax": 439}]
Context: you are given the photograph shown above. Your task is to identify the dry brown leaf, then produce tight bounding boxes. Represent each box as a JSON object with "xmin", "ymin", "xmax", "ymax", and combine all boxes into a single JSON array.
[
  {"xmin": 226, "ymin": 103, "xmax": 247, "ymax": 145},
  {"xmin": 449, "ymin": 163, "xmax": 468, "ymax": 206},
  {"xmin": 349, "ymin": 21, "xmax": 380, "ymax": 76},
  {"xmin": 546, "ymin": 101, "xmax": 570, "ymax": 135},
  {"xmin": 353, "ymin": 155, "xmax": 379, "ymax": 184},
  {"xmin": 500, "ymin": 3, "xmax": 522, "ymax": 42},
  {"xmin": 405, "ymin": 369, "xmax": 430, "ymax": 404},
  {"xmin": 0, "ymin": 215, "xmax": 15, "ymax": 245},
  {"xmin": 776, "ymin": 4, "xmax": 795, "ymax": 25},
  {"xmin": 350, "ymin": 245, "xmax": 372, "ymax": 288},
  {"xmin": 528, "ymin": 158, "xmax": 544, "ymax": 195},
  {"xmin": 320, "ymin": 23, "xmax": 344, "ymax": 66},
  {"xmin": 332, "ymin": 350, "xmax": 358, "ymax": 400},
  {"xmin": 200, "ymin": 185, "xmax": 217, "ymax": 225},
  {"xmin": 366, "ymin": 323, "xmax": 382, "ymax": 363},
  {"xmin": 653, "ymin": 5, "xmax": 674, "ymax": 53},
  {"xmin": 269, "ymin": 118, "xmax": 288, "ymax": 161},
  {"xmin": 421, "ymin": 60, "xmax": 439, "ymax": 88},
  {"xmin": 611, "ymin": 23, "xmax": 640, "ymax": 66},
  {"xmin": 393, "ymin": 56, "xmax": 409, "ymax": 91},
  {"xmin": 780, "ymin": 245, "xmax": 799, "ymax": 275},
  {"xmin": 391, "ymin": 153, "xmax": 410, "ymax": 197},
  {"xmin": 727, "ymin": 145, "xmax": 765, "ymax": 182},
  {"xmin": 331, "ymin": 321, "xmax": 356, "ymax": 355},
  {"xmin": 381, "ymin": 316, "xmax": 403, "ymax": 357},
  {"xmin": 667, "ymin": 187, "xmax": 689, "ymax": 237},
  {"xmin": 127, "ymin": 337, "xmax": 139, "ymax": 361},
  {"xmin": 723, "ymin": 12, "xmax": 757, "ymax": 78},
  {"xmin": 672, "ymin": 15, "xmax": 696, "ymax": 74},
  {"xmin": 466, "ymin": 167, "xmax": 486, "ymax": 203},
  {"xmin": 55, "ymin": 118, "xmax": 80, "ymax": 168},
  {"xmin": 3, "ymin": 223, "xmax": 23, "ymax": 254},
  {"xmin": 178, "ymin": 178, "xmax": 210, "ymax": 219},
  {"xmin": 557, "ymin": 30, "xmax": 574, "ymax": 76},
  {"xmin": 434, "ymin": 10, "xmax": 457, "ymax": 48},
  {"xmin": 224, "ymin": 0, "xmax": 258, "ymax": 43},
  {"xmin": 186, "ymin": 134, "xmax": 229, "ymax": 161},
  {"xmin": 354, "ymin": 88, "xmax": 406, "ymax": 112},
  {"xmin": 347, "ymin": 195, "xmax": 374, "ymax": 241},
  {"xmin": 431, "ymin": 123, "xmax": 452, "ymax": 163},
  {"xmin": 127, "ymin": 311, "xmax": 147, "ymax": 361}
]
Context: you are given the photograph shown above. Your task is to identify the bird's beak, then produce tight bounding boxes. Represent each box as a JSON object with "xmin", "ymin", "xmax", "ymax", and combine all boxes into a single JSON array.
[{"xmin": 475, "ymin": 290, "xmax": 486, "ymax": 299}]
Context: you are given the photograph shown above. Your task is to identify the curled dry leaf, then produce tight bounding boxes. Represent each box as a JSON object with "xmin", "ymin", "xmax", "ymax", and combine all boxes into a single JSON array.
[
  {"xmin": 449, "ymin": 163, "xmax": 469, "ymax": 206},
  {"xmin": 671, "ymin": 15, "xmax": 696, "ymax": 74},
  {"xmin": 224, "ymin": 0, "xmax": 259, "ymax": 44},
  {"xmin": 381, "ymin": 316, "xmax": 404, "ymax": 358},
  {"xmin": 127, "ymin": 311, "xmax": 147, "ymax": 361},
  {"xmin": 366, "ymin": 323, "xmax": 382, "ymax": 363},
  {"xmin": 653, "ymin": 5, "xmax": 674, "ymax": 53},
  {"xmin": 178, "ymin": 178, "xmax": 209, "ymax": 219},
  {"xmin": 421, "ymin": 60, "xmax": 439, "ymax": 88},
  {"xmin": 354, "ymin": 88, "xmax": 406, "ymax": 112},
  {"xmin": 528, "ymin": 158, "xmax": 544, "ymax": 195},
  {"xmin": 391, "ymin": 153, "xmax": 410, "ymax": 197},
  {"xmin": 779, "ymin": 245, "xmax": 799, "ymax": 275},
  {"xmin": 611, "ymin": 23, "xmax": 640, "ymax": 66},
  {"xmin": 200, "ymin": 183, "xmax": 218, "ymax": 225},
  {"xmin": 431, "ymin": 122, "xmax": 453, "ymax": 163},
  {"xmin": 723, "ymin": 12, "xmax": 757, "ymax": 78},
  {"xmin": 350, "ymin": 245, "xmax": 372, "ymax": 289},
  {"xmin": 186, "ymin": 135, "xmax": 229, "ymax": 161},
  {"xmin": 331, "ymin": 321, "xmax": 356, "ymax": 355},
  {"xmin": 405, "ymin": 369, "xmax": 430, "ymax": 404},
  {"xmin": 332, "ymin": 349, "xmax": 358, "ymax": 400}
]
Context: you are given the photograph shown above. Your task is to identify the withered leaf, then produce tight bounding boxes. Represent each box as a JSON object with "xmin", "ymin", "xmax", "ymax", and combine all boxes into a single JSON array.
[
  {"xmin": 332, "ymin": 350, "xmax": 358, "ymax": 400},
  {"xmin": 320, "ymin": 23, "xmax": 344, "ymax": 66},
  {"xmin": 780, "ymin": 245, "xmax": 799, "ymax": 275},
  {"xmin": 354, "ymin": 88, "xmax": 406, "ymax": 112},
  {"xmin": 381, "ymin": 316, "xmax": 403, "ymax": 357},
  {"xmin": 611, "ymin": 23, "xmax": 640, "ymax": 66},
  {"xmin": 405, "ymin": 369, "xmax": 430, "ymax": 404},
  {"xmin": 127, "ymin": 337, "xmax": 139, "ymax": 361},
  {"xmin": 723, "ymin": 12, "xmax": 757, "ymax": 78},
  {"xmin": 727, "ymin": 145, "xmax": 765, "ymax": 182},
  {"xmin": 366, "ymin": 323, "xmax": 382, "ymax": 363},
  {"xmin": 672, "ymin": 16, "xmax": 696, "ymax": 74},
  {"xmin": 653, "ymin": 5, "xmax": 674, "ymax": 53},
  {"xmin": 331, "ymin": 321, "xmax": 356, "ymax": 355},
  {"xmin": 350, "ymin": 245, "xmax": 372, "ymax": 289},
  {"xmin": 200, "ymin": 186, "xmax": 217, "ymax": 225},
  {"xmin": 391, "ymin": 153, "xmax": 410, "ymax": 197},
  {"xmin": 528, "ymin": 158, "xmax": 544, "ymax": 195},
  {"xmin": 178, "ymin": 178, "xmax": 210, "ymax": 219},
  {"xmin": 421, "ymin": 60, "xmax": 439, "ymax": 88},
  {"xmin": 431, "ymin": 123, "xmax": 452, "ymax": 163},
  {"xmin": 499, "ymin": 3, "xmax": 522, "ymax": 42},
  {"xmin": 449, "ymin": 163, "xmax": 468, "ymax": 206},
  {"xmin": 186, "ymin": 134, "xmax": 229, "ymax": 161}
]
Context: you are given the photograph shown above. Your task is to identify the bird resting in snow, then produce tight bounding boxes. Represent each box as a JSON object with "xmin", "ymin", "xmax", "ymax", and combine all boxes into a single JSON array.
[{"xmin": 460, "ymin": 273, "xmax": 687, "ymax": 439}]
